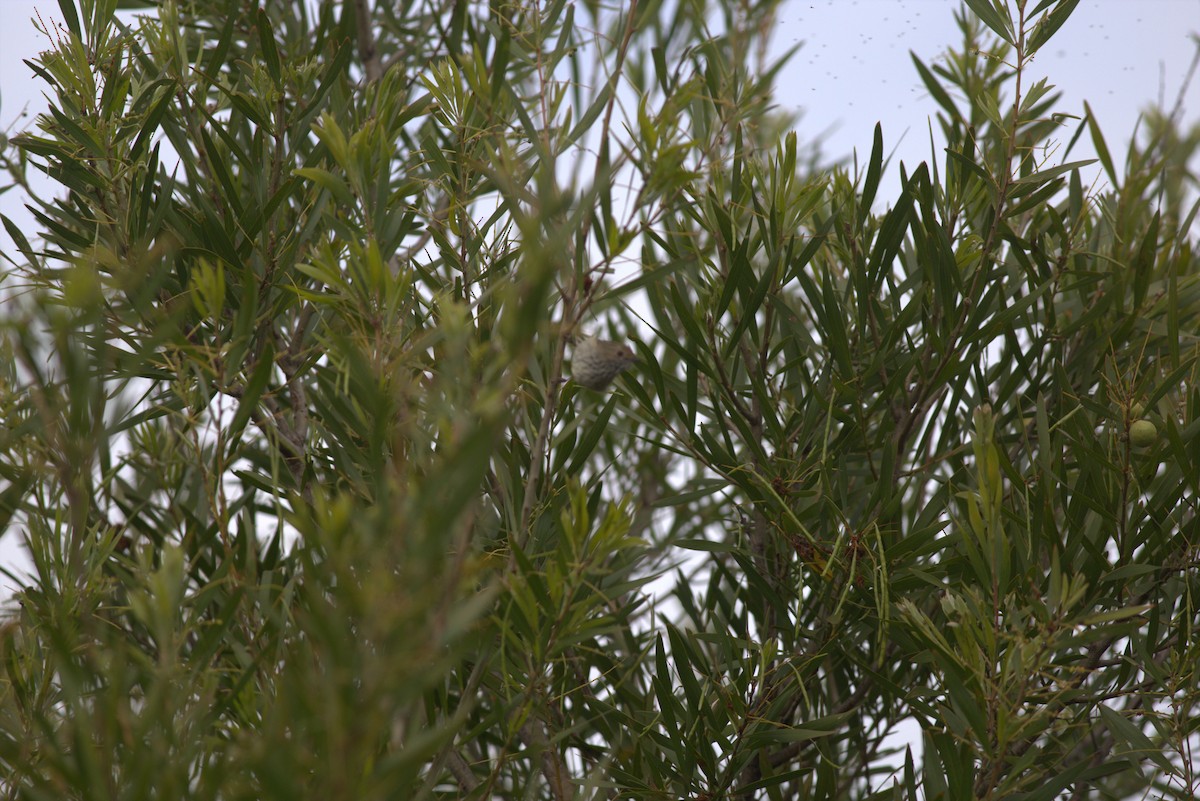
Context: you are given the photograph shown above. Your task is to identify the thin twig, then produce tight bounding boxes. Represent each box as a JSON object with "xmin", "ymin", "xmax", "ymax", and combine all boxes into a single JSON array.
[
  {"xmin": 520, "ymin": 720, "xmax": 571, "ymax": 801},
  {"xmin": 353, "ymin": 0, "xmax": 383, "ymax": 83}
]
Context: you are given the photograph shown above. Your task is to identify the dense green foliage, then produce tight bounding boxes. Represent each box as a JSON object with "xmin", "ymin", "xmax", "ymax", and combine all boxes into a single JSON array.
[{"xmin": 1, "ymin": 0, "xmax": 1199, "ymax": 798}]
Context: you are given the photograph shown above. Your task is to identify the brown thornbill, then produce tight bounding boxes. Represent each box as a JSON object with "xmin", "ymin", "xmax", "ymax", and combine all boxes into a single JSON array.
[{"xmin": 571, "ymin": 335, "xmax": 638, "ymax": 390}]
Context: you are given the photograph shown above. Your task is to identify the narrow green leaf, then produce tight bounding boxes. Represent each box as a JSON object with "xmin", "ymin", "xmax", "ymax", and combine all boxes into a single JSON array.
[
  {"xmin": 945, "ymin": 147, "xmax": 996, "ymax": 195},
  {"xmin": 911, "ymin": 53, "xmax": 961, "ymax": 120},
  {"xmin": 716, "ymin": 248, "xmax": 753, "ymax": 321},
  {"xmin": 256, "ymin": 8, "xmax": 282, "ymax": 84},
  {"xmin": 963, "ymin": 0, "xmax": 1014, "ymax": 44},
  {"xmin": 1010, "ymin": 759, "xmax": 1087, "ymax": 801},
  {"xmin": 675, "ymin": 538, "xmax": 733, "ymax": 552},
  {"xmin": 1028, "ymin": 0, "xmax": 1082, "ymax": 53},
  {"xmin": 1084, "ymin": 101, "xmax": 1118, "ymax": 187},
  {"xmin": 665, "ymin": 625, "xmax": 702, "ymax": 712},
  {"xmin": 744, "ymin": 711, "xmax": 852, "ymax": 746},
  {"xmin": 724, "ymin": 260, "xmax": 772, "ymax": 356},
  {"xmin": 565, "ymin": 395, "xmax": 617, "ymax": 474},
  {"xmin": 1097, "ymin": 704, "xmax": 1175, "ymax": 773},
  {"xmin": 859, "ymin": 123, "xmax": 884, "ymax": 222},
  {"xmin": 47, "ymin": 105, "xmax": 106, "ymax": 159},
  {"xmin": 1131, "ymin": 211, "xmax": 1160, "ymax": 309},
  {"xmin": 57, "ymin": 0, "xmax": 82, "ymax": 38},
  {"xmin": 868, "ymin": 180, "xmax": 914, "ymax": 282},
  {"xmin": 1079, "ymin": 605, "xmax": 1152, "ymax": 626},
  {"xmin": 295, "ymin": 167, "xmax": 356, "ymax": 208},
  {"xmin": 784, "ymin": 213, "xmax": 836, "ymax": 285},
  {"xmin": 295, "ymin": 42, "xmax": 355, "ymax": 134},
  {"xmin": 565, "ymin": 84, "xmax": 613, "ymax": 149},
  {"xmin": 1, "ymin": 215, "xmax": 36, "ymax": 262},
  {"xmin": 1010, "ymin": 159, "xmax": 1096, "ymax": 187},
  {"xmin": 130, "ymin": 82, "xmax": 175, "ymax": 161}
]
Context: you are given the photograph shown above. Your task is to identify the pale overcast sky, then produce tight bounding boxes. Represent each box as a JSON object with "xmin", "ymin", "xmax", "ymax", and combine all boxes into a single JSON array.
[
  {"xmin": 0, "ymin": 2, "xmax": 1198, "ymax": 588},
  {"xmin": 2, "ymin": 0, "xmax": 1197, "ymax": 248},
  {"xmin": 773, "ymin": 0, "xmax": 1200, "ymax": 193}
]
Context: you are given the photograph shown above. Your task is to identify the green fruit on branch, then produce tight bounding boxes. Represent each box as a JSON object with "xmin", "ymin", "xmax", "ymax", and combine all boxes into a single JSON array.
[{"xmin": 1129, "ymin": 419, "xmax": 1158, "ymax": 447}]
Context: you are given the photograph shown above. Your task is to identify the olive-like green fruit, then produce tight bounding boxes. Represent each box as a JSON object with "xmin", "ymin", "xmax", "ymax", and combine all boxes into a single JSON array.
[
  {"xmin": 1129, "ymin": 419, "xmax": 1158, "ymax": 447},
  {"xmin": 1130, "ymin": 402, "xmax": 1145, "ymax": 420}
]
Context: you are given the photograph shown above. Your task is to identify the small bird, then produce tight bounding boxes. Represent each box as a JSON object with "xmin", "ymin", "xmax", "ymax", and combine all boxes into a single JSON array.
[{"xmin": 571, "ymin": 335, "xmax": 638, "ymax": 390}]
